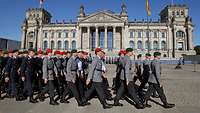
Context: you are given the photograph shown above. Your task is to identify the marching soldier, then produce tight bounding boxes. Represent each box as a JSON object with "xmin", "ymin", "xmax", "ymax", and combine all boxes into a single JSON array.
[
  {"xmin": 112, "ymin": 49, "xmax": 126, "ymax": 93},
  {"xmin": 0, "ymin": 49, "xmax": 5, "ymax": 100},
  {"xmin": 143, "ymin": 52, "xmax": 175, "ymax": 108},
  {"xmin": 35, "ymin": 50, "xmax": 44, "ymax": 96},
  {"xmin": 85, "ymin": 48, "xmax": 112, "ymax": 109},
  {"xmin": 4, "ymin": 50, "xmax": 21, "ymax": 98},
  {"xmin": 134, "ymin": 54, "xmax": 143, "ymax": 83},
  {"xmin": 138, "ymin": 53, "xmax": 151, "ymax": 97},
  {"xmin": 53, "ymin": 50, "xmax": 64, "ymax": 100},
  {"xmin": 113, "ymin": 48, "xmax": 144, "ymax": 109},
  {"xmin": 39, "ymin": 48, "xmax": 59, "ymax": 105},
  {"xmin": 20, "ymin": 49, "xmax": 38, "ymax": 103},
  {"xmin": 61, "ymin": 49, "xmax": 89, "ymax": 106}
]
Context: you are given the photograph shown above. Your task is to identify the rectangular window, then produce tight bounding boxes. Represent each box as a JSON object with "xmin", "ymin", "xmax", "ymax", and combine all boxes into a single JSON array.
[
  {"xmin": 44, "ymin": 32, "xmax": 48, "ymax": 38},
  {"xmin": 65, "ymin": 32, "xmax": 68, "ymax": 38},
  {"xmin": 138, "ymin": 32, "xmax": 142, "ymax": 38},
  {"xmin": 162, "ymin": 32, "xmax": 165, "ymax": 38},
  {"xmin": 58, "ymin": 32, "xmax": 62, "ymax": 38},
  {"xmin": 130, "ymin": 32, "xmax": 134, "ymax": 38},
  {"xmin": 154, "ymin": 32, "xmax": 157, "ymax": 38},
  {"xmin": 73, "ymin": 32, "xmax": 76, "ymax": 38}
]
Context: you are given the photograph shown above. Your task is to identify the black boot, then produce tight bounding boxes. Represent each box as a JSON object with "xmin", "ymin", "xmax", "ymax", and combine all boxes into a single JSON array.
[
  {"xmin": 143, "ymin": 100, "xmax": 152, "ymax": 108},
  {"xmin": 29, "ymin": 96, "xmax": 38, "ymax": 103},
  {"xmin": 36, "ymin": 93, "xmax": 45, "ymax": 102},
  {"xmin": 135, "ymin": 103, "xmax": 145, "ymax": 109},
  {"xmin": 103, "ymin": 103, "xmax": 112, "ymax": 109},
  {"xmin": 60, "ymin": 97, "xmax": 70, "ymax": 103},
  {"xmin": 50, "ymin": 98, "xmax": 59, "ymax": 105},
  {"xmin": 163, "ymin": 103, "xmax": 175, "ymax": 108},
  {"xmin": 113, "ymin": 100, "xmax": 123, "ymax": 106}
]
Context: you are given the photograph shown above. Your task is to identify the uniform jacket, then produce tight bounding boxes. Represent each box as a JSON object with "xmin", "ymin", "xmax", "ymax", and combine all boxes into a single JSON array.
[
  {"xmin": 65, "ymin": 56, "xmax": 78, "ymax": 82},
  {"xmin": 42, "ymin": 56, "xmax": 58, "ymax": 80},
  {"xmin": 87, "ymin": 56, "xmax": 104, "ymax": 82},
  {"xmin": 148, "ymin": 59, "xmax": 161, "ymax": 84},
  {"xmin": 124, "ymin": 55, "xmax": 135, "ymax": 82}
]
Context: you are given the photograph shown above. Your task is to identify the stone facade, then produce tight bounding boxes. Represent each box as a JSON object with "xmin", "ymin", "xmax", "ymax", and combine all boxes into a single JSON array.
[{"xmin": 21, "ymin": 4, "xmax": 196, "ymax": 58}]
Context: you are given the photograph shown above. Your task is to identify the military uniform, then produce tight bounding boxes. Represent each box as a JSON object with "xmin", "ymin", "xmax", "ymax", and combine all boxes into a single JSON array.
[
  {"xmin": 40, "ymin": 55, "xmax": 59, "ymax": 105},
  {"xmin": 20, "ymin": 55, "xmax": 38, "ymax": 103},
  {"xmin": 61, "ymin": 55, "xmax": 85, "ymax": 106},
  {"xmin": 4, "ymin": 54, "xmax": 21, "ymax": 97},
  {"xmin": 114, "ymin": 55, "xmax": 144, "ymax": 108},
  {"xmin": 84, "ymin": 55, "xmax": 112, "ymax": 109},
  {"xmin": 143, "ymin": 52, "xmax": 175, "ymax": 108}
]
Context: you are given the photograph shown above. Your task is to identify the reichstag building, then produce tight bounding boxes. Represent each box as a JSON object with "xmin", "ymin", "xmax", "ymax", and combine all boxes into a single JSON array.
[{"xmin": 21, "ymin": 3, "xmax": 195, "ymax": 57}]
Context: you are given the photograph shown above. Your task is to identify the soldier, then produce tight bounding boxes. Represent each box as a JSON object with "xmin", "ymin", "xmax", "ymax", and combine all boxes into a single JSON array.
[
  {"xmin": 76, "ymin": 51, "xmax": 86, "ymax": 99},
  {"xmin": 84, "ymin": 48, "xmax": 112, "ymax": 109},
  {"xmin": 39, "ymin": 48, "xmax": 59, "ymax": 105},
  {"xmin": 134, "ymin": 54, "xmax": 143, "ymax": 83},
  {"xmin": 53, "ymin": 50, "xmax": 64, "ymax": 100},
  {"xmin": 143, "ymin": 52, "xmax": 175, "ymax": 108},
  {"xmin": 112, "ymin": 49, "xmax": 126, "ymax": 93},
  {"xmin": 35, "ymin": 50, "xmax": 44, "ymax": 96},
  {"xmin": 0, "ymin": 49, "xmax": 4, "ymax": 100},
  {"xmin": 61, "ymin": 49, "xmax": 89, "ymax": 106},
  {"xmin": 138, "ymin": 53, "xmax": 151, "ymax": 97},
  {"xmin": 4, "ymin": 50, "xmax": 21, "ymax": 98},
  {"xmin": 20, "ymin": 49, "xmax": 38, "ymax": 103},
  {"xmin": 113, "ymin": 48, "xmax": 144, "ymax": 109}
]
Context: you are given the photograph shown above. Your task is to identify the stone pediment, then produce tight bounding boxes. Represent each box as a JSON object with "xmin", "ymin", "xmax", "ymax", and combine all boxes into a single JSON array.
[{"xmin": 79, "ymin": 11, "xmax": 124, "ymax": 23}]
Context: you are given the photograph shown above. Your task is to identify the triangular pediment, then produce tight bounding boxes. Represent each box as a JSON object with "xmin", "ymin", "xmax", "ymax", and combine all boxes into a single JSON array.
[{"xmin": 79, "ymin": 11, "xmax": 125, "ymax": 23}]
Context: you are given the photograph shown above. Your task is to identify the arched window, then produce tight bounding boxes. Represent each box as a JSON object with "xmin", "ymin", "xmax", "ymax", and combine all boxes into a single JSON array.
[
  {"xmin": 57, "ymin": 41, "xmax": 62, "ymax": 50},
  {"xmin": 64, "ymin": 41, "xmax": 69, "ymax": 50},
  {"xmin": 137, "ymin": 41, "xmax": 142, "ymax": 49},
  {"xmin": 161, "ymin": 41, "xmax": 166, "ymax": 50},
  {"xmin": 153, "ymin": 41, "xmax": 158, "ymax": 50},
  {"xmin": 72, "ymin": 40, "xmax": 76, "ymax": 49},
  {"xmin": 130, "ymin": 41, "xmax": 134, "ymax": 49},
  {"xmin": 176, "ymin": 31, "xmax": 185, "ymax": 38},
  {"xmin": 50, "ymin": 41, "xmax": 55, "ymax": 50},
  {"xmin": 43, "ymin": 41, "xmax": 48, "ymax": 50}
]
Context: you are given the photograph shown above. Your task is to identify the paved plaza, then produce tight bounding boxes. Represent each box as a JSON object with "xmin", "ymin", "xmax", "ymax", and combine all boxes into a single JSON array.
[{"xmin": 0, "ymin": 64, "xmax": 200, "ymax": 113}]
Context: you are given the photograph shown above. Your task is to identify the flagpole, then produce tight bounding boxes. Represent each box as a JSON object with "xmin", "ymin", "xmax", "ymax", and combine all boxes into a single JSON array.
[{"xmin": 146, "ymin": 0, "xmax": 150, "ymax": 54}]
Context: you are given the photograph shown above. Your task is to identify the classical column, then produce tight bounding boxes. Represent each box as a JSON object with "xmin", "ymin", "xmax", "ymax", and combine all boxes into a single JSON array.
[
  {"xmin": 158, "ymin": 31, "xmax": 161, "ymax": 50},
  {"xmin": 87, "ymin": 27, "xmax": 90, "ymax": 50},
  {"xmin": 113, "ymin": 26, "xmax": 116, "ymax": 50},
  {"xmin": 104, "ymin": 26, "xmax": 108, "ymax": 49},
  {"xmin": 142, "ymin": 30, "xmax": 145, "ymax": 49},
  {"xmin": 188, "ymin": 28, "xmax": 193, "ymax": 50},
  {"xmin": 21, "ymin": 28, "xmax": 27, "ymax": 49},
  {"xmin": 173, "ymin": 29, "xmax": 177, "ymax": 50},
  {"xmin": 95, "ymin": 26, "xmax": 99, "ymax": 48},
  {"xmin": 80, "ymin": 27, "xmax": 82, "ymax": 49}
]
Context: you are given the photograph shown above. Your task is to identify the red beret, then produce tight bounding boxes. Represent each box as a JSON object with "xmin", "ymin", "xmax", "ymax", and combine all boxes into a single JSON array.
[
  {"xmin": 118, "ymin": 49, "xmax": 126, "ymax": 56},
  {"xmin": 60, "ymin": 51, "xmax": 64, "ymax": 55},
  {"xmin": 95, "ymin": 48, "xmax": 103, "ymax": 54},
  {"xmin": 46, "ymin": 48, "xmax": 52, "ymax": 53},
  {"xmin": 8, "ymin": 49, "xmax": 13, "ymax": 53},
  {"xmin": 38, "ymin": 50, "xmax": 43, "ymax": 54},
  {"xmin": 54, "ymin": 50, "xmax": 60, "ymax": 55}
]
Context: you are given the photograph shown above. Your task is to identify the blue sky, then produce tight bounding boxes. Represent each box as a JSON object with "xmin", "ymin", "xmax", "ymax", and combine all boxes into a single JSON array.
[{"xmin": 0, "ymin": 0, "xmax": 199, "ymax": 45}]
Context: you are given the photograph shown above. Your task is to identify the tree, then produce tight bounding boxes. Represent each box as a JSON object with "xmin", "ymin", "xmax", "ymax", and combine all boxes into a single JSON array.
[{"xmin": 194, "ymin": 45, "xmax": 200, "ymax": 55}]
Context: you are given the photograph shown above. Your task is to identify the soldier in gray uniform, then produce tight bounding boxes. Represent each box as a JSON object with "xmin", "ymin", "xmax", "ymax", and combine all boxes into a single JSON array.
[
  {"xmin": 84, "ymin": 48, "xmax": 112, "ymax": 109},
  {"xmin": 39, "ymin": 48, "xmax": 59, "ymax": 105},
  {"xmin": 114, "ymin": 48, "xmax": 144, "ymax": 109},
  {"xmin": 143, "ymin": 52, "xmax": 175, "ymax": 108},
  {"xmin": 61, "ymin": 49, "xmax": 89, "ymax": 106}
]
